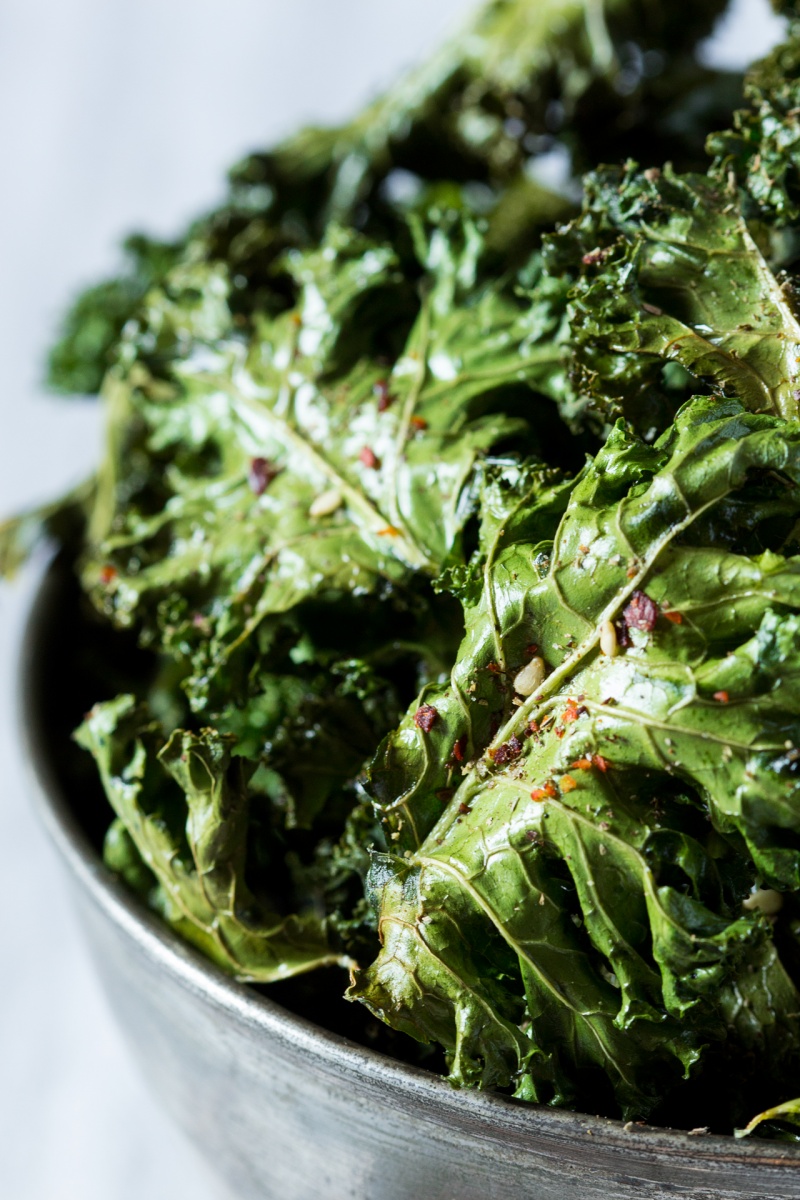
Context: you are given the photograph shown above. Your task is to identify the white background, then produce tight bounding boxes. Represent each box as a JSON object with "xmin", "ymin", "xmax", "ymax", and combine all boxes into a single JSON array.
[{"xmin": 0, "ymin": 1, "xmax": 785, "ymax": 1196}]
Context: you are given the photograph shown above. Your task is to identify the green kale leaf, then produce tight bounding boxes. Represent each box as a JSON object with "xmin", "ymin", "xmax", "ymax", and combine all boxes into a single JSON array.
[
  {"xmin": 352, "ymin": 396, "xmax": 800, "ymax": 1120},
  {"xmin": 545, "ymin": 165, "xmax": 800, "ymax": 433},
  {"xmin": 47, "ymin": 235, "xmax": 182, "ymax": 395},
  {"xmin": 69, "ymin": 211, "xmax": 580, "ymax": 974},
  {"xmin": 709, "ymin": 6, "xmax": 800, "ymax": 229},
  {"xmin": 76, "ymin": 695, "xmax": 345, "ymax": 981},
  {"xmin": 80, "ymin": 218, "xmax": 573, "ymax": 716},
  {"xmin": 736, "ymin": 1094, "xmax": 800, "ymax": 1140}
]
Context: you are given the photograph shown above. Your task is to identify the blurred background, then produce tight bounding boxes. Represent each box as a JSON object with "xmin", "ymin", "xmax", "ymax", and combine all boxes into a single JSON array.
[{"xmin": 0, "ymin": 1, "xmax": 786, "ymax": 1196}]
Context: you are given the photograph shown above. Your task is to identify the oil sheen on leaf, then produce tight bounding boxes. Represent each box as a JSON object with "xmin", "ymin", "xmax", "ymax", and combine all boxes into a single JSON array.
[{"xmin": 353, "ymin": 397, "xmax": 800, "ymax": 1120}]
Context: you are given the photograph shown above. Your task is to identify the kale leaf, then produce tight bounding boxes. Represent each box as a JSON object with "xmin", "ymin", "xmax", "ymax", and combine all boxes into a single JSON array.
[
  {"xmin": 352, "ymin": 397, "xmax": 800, "ymax": 1120},
  {"xmin": 76, "ymin": 695, "xmax": 345, "ymax": 980},
  {"xmin": 736, "ymin": 1094, "xmax": 800, "ymax": 1140},
  {"xmin": 47, "ymin": 235, "xmax": 182, "ymax": 395},
  {"xmin": 545, "ymin": 166, "xmax": 800, "ymax": 433},
  {"xmin": 81, "ymin": 217, "xmax": 573, "ymax": 717},
  {"xmin": 709, "ymin": 1, "xmax": 800, "ymax": 229}
]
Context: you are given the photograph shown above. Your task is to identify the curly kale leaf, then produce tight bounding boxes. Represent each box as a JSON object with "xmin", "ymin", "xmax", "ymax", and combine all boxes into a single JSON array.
[
  {"xmin": 47, "ymin": 235, "xmax": 182, "ymax": 395},
  {"xmin": 76, "ymin": 695, "xmax": 345, "ymax": 981},
  {"xmin": 55, "ymin": 212, "xmax": 578, "ymax": 967},
  {"xmin": 352, "ymin": 396, "xmax": 800, "ymax": 1119},
  {"xmin": 709, "ymin": 11, "xmax": 800, "ymax": 230},
  {"xmin": 546, "ymin": 165, "xmax": 800, "ymax": 432},
  {"xmin": 213, "ymin": 648, "xmax": 433, "ymax": 833},
  {"xmin": 81, "ymin": 219, "xmax": 573, "ymax": 713},
  {"xmin": 368, "ymin": 459, "xmax": 575, "ymax": 853}
]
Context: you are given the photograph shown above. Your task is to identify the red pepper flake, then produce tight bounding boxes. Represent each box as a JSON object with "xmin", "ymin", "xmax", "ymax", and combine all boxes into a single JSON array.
[
  {"xmin": 529, "ymin": 719, "xmax": 540, "ymax": 734},
  {"xmin": 452, "ymin": 736, "xmax": 467, "ymax": 762},
  {"xmin": 623, "ymin": 590, "xmax": 659, "ymax": 633},
  {"xmin": 374, "ymin": 379, "xmax": 395, "ymax": 412},
  {"xmin": 571, "ymin": 758, "xmax": 594, "ymax": 771},
  {"xmin": 626, "ymin": 566, "xmax": 638, "ymax": 579},
  {"xmin": 248, "ymin": 457, "xmax": 281, "ymax": 496},
  {"xmin": 489, "ymin": 735, "xmax": 524, "ymax": 765},
  {"xmin": 413, "ymin": 704, "xmax": 438, "ymax": 732},
  {"xmin": 409, "ymin": 415, "xmax": 428, "ymax": 432},
  {"xmin": 664, "ymin": 610, "xmax": 684, "ymax": 625},
  {"xmin": 593, "ymin": 754, "xmax": 610, "ymax": 773},
  {"xmin": 560, "ymin": 774, "xmax": 578, "ymax": 793},
  {"xmin": 554, "ymin": 727, "xmax": 565, "ymax": 739},
  {"xmin": 531, "ymin": 782, "xmax": 557, "ymax": 801},
  {"xmin": 562, "ymin": 699, "xmax": 584, "ymax": 724},
  {"xmin": 377, "ymin": 526, "xmax": 401, "ymax": 537},
  {"xmin": 99, "ymin": 564, "xmax": 117, "ymax": 585},
  {"xmin": 525, "ymin": 643, "xmax": 539, "ymax": 657},
  {"xmin": 713, "ymin": 690, "xmax": 730, "ymax": 704},
  {"xmin": 486, "ymin": 661, "xmax": 503, "ymax": 675},
  {"xmin": 359, "ymin": 446, "xmax": 381, "ymax": 470},
  {"xmin": 458, "ymin": 802, "xmax": 472, "ymax": 815},
  {"xmin": 579, "ymin": 544, "xmax": 590, "ymax": 554}
]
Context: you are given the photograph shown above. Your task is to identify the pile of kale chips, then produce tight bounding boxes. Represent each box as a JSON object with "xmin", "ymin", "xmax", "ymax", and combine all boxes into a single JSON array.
[{"xmin": 10, "ymin": 0, "xmax": 800, "ymax": 1137}]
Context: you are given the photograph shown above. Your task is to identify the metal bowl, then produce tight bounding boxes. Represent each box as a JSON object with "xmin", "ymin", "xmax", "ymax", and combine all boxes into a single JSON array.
[{"xmin": 19, "ymin": 560, "xmax": 800, "ymax": 1200}]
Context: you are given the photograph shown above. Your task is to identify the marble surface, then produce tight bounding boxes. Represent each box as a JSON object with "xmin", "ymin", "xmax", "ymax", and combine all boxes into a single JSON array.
[{"xmin": 0, "ymin": 1, "xmax": 784, "ymax": 1196}]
